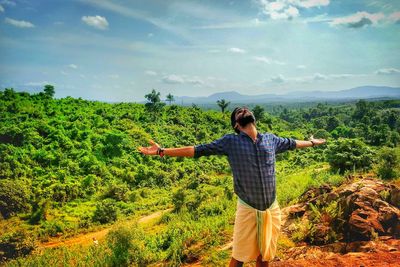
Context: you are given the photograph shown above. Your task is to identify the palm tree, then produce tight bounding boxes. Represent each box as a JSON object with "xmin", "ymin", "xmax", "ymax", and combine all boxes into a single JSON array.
[
  {"xmin": 166, "ymin": 93, "xmax": 175, "ymax": 105},
  {"xmin": 216, "ymin": 99, "xmax": 230, "ymax": 113}
]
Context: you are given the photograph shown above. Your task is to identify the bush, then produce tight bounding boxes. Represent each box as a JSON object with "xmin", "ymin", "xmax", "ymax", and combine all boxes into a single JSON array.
[
  {"xmin": 0, "ymin": 230, "xmax": 36, "ymax": 261},
  {"xmin": 106, "ymin": 225, "xmax": 151, "ymax": 266},
  {"xmin": 0, "ymin": 179, "xmax": 31, "ymax": 219},
  {"xmin": 92, "ymin": 199, "xmax": 118, "ymax": 224},
  {"xmin": 326, "ymin": 138, "xmax": 375, "ymax": 174},
  {"xmin": 377, "ymin": 147, "xmax": 399, "ymax": 180},
  {"xmin": 103, "ymin": 183, "xmax": 130, "ymax": 202}
]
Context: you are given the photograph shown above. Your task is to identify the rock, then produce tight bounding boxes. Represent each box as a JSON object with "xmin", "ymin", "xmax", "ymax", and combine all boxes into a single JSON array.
[
  {"xmin": 389, "ymin": 184, "xmax": 400, "ymax": 209},
  {"xmin": 348, "ymin": 206, "xmax": 385, "ymax": 241},
  {"xmin": 286, "ymin": 176, "xmax": 400, "ymax": 246},
  {"xmin": 299, "ymin": 184, "xmax": 332, "ymax": 203},
  {"xmin": 286, "ymin": 204, "xmax": 306, "ymax": 219}
]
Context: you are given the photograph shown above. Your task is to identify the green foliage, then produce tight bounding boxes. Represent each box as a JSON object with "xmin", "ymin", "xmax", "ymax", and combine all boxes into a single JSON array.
[
  {"xmin": 0, "ymin": 179, "xmax": 32, "ymax": 219},
  {"xmin": 0, "ymin": 88, "xmax": 399, "ymax": 265},
  {"xmin": 376, "ymin": 147, "xmax": 400, "ymax": 180},
  {"xmin": 106, "ymin": 225, "xmax": 151, "ymax": 267},
  {"xmin": 0, "ymin": 230, "xmax": 36, "ymax": 261},
  {"xmin": 103, "ymin": 183, "xmax": 130, "ymax": 202},
  {"xmin": 292, "ymin": 200, "xmax": 345, "ymax": 245},
  {"xmin": 326, "ymin": 138, "xmax": 375, "ymax": 174},
  {"xmin": 252, "ymin": 105, "xmax": 265, "ymax": 121},
  {"xmin": 216, "ymin": 99, "xmax": 230, "ymax": 113},
  {"xmin": 144, "ymin": 89, "xmax": 165, "ymax": 114},
  {"xmin": 43, "ymin": 84, "xmax": 55, "ymax": 98},
  {"xmin": 92, "ymin": 199, "xmax": 118, "ymax": 224},
  {"xmin": 166, "ymin": 93, "xmax": 175, "ymax": 105}
]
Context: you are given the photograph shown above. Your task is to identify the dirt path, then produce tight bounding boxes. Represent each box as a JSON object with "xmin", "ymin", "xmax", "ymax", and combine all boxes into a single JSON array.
[{"xmin": 39, "ymin": 208, "xmax": 173, "ymax": 249}]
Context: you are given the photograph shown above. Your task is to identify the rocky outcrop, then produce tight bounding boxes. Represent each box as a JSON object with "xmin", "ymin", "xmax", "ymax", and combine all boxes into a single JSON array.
[
  {"xmin": 282, "ymin": 174, "xmax": 400, "ymax": 245},
  {"xmin": 272, "ymin": 237, "xmax": 400, "ymax": 267}
]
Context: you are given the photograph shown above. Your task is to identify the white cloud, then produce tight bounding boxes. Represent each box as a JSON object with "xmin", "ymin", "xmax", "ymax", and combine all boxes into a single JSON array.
[
  {"xmin": 1, "ymin": 0, "xmax": 15, "ymax": 6},
  {"xmin": 61, "ymin": 71, "xmax": 68, "ymax": 75},
  {"xmin": 313, "ymin": 73, "xmax": 327, "ymax": 80},
  {"xmin": 161, "ymin": 74, "xmax": 207, "ymax": 86},
  {"xmin": 297, "ymin": 65, "xmax": 307, "ymax": 69},
  {"xmin": 0, "ymin": 5, "xmax": 4, "ymax": 12},
  {"xmin": 375, "ymin": 68, "xmax": 400, "ymax": 75},
  {"xmin": 186, "ymin": 77, "xmax": 204, "ymax": 85},
  {"xmin": 270, "ymin": 74, "xmax": 285, "ymax": 83},
  {"xmin": 79, "ymin": 0, "xmax": 192, "ymax": 41},
  {"xmin": 257, "ymin": 0, "xmax": 330, "ymax": 21},
  {"xmin": 253, "ymin": 56, "xmax": 285, "ymax": 65},
  {"xmin": 268, "ymin": 72, "xmax": 364, "ymax": 84},
  {"xmin": 145, "ymin": 70, "xmax": 157, "ymax": 76},
  {"xmin": 147, "ymin": 33, "xmax": 154, "ymax": 37},
  {"xmin": 24, "ymin": 81, "xmax": 53, "ymax": 86},
  {"xmin": 388, "ymin": 11, "xmax": 400, "ymax": 23},
  {"xmin": 330, "ymin": 12, "xmax": 385, "ymax": 28},
  {"xmin": 68, "ymin": 64, "xmax": 78, "ymax": 69},
  {"xmin": 109, "ymin": 74, "xmax": 119, "ymax": 79},
  {"xmin": 296, "ymin": 0, "xmax": 330, "ymax": 8},
  {"xmin": 162, "ymin": 74, "xmax": 185, "ymax": 84},
  {"xmin": 5, "ymin": 17, "xmax": 35, "ymax": 28},
  {"xmin": 81, "ymin": 15, "xmax": 109, "ymax": 30},
  {"xmin": 228, "ymin": 47, "xmax": 246, "ymax": 53}
]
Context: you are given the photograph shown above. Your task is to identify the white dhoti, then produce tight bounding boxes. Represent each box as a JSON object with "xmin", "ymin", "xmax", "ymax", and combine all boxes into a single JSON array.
[{"xmin": 232, "ymin": 198, "xmax": 281, "ymax": 262}]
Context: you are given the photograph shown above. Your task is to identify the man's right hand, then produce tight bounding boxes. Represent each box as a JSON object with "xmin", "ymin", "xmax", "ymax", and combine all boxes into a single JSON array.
[{"xmin": 138, "ymin": 139, "xmax": 161, "ymax": 156}]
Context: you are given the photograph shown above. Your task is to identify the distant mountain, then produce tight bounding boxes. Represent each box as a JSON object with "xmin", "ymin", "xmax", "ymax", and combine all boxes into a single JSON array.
[{"xmin": 174, "ymin": 86, "xmax": 400, "ymax": 104}]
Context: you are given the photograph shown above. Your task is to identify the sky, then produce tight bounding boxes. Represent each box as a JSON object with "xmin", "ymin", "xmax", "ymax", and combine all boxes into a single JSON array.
[{"xmin": 0, "ymin": 0, "xmax": 399, "ymax": 102}]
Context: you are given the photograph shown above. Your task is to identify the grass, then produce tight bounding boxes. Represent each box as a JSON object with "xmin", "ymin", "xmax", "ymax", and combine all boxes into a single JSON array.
[{"xmin": 3, "ymin": 163, "xmax": 350, "ymax": 266}]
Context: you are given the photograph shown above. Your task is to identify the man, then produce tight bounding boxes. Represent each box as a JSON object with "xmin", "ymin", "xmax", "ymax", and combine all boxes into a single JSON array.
[{"xmin": 139, "ymin": 106, "xmax": 326, "ymax": 266}]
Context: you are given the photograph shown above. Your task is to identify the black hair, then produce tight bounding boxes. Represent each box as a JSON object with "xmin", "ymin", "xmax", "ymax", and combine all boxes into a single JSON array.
[{"xmin": 231, "ymin": 107, "xmax": 242, "ymax": 134}]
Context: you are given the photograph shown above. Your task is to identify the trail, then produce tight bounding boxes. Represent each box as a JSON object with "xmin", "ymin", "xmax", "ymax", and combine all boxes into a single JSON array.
[{"xmin": 39, "ymin": 208, "xmax": 173, "ymax": 249}]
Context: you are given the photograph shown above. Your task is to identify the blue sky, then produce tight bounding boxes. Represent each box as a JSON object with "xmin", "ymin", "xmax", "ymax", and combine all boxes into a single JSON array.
[{"xmin": 0, "ymin": 0, "xmax": 399, "ymax": 102}]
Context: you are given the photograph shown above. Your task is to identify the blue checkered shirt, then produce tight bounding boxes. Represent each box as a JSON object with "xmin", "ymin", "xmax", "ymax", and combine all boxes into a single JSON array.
[{"xmin": 194, "ymin": 131, "xmax": 296, "ymax": 210}]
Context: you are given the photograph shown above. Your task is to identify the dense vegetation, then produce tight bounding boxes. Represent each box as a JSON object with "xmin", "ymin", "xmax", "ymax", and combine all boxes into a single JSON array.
[{"xmin": 0, "ymin": 86, "xmax": 399, "ymax": 266}]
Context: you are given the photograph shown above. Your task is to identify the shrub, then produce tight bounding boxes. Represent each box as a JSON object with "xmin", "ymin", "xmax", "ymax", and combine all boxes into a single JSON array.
[
  {"xmin": 326, "ymin": 138, "xmax": 375, "ymax": 174},
  {"xmin": 107, "ymin": 225, "xmax": 152, "ymax": 266},
  {"xmin": 0, "ymin": 230, "xmax": 36, "ymax": 261},
  {"xmin": 103, "ymin": 183, "xmax": 130, "ymax": 202},
  {"xmin": 92, "ymin": 199, "xmax": 118, "ymax": 224},
  {"xmin": 0, "ymin": 179, "xmax": 31, "ymax": 219},
  {"xmin": 377, "ymin": 147, "xmax": 399, "ymax": 180}
]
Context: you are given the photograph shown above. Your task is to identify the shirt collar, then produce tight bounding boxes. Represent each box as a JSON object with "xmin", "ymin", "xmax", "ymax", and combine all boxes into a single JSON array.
[{"xmin": 239, "ymin": 131, "xmax": 262, "ymax": 143}]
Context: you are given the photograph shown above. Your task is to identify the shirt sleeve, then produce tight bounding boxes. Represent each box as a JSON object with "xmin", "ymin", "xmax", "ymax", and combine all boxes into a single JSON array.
[
  {"xmin": 271, "ymin": 134, "xmax": 296, "ymax": 154},
  {"xmin": 194, "ymin": 134, "xmax": 230, "ymax": 158}
]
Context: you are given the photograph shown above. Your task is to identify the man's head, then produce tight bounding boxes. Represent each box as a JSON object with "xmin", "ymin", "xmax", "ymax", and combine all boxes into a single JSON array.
[{"xmin": 231, "ymin": 107, "xmax": 256, "ymax": 134}]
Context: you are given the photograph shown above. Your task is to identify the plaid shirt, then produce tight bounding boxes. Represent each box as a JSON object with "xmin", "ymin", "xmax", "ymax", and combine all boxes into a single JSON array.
[{"xmin": 194, "ymin": 131, "xmax": 296, "ymax": 210}]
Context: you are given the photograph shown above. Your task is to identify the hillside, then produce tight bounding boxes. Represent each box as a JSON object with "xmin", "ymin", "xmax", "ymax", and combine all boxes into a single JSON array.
[
  {"xmin": 174, "ymin": 86, "xmax": 400, "ymax": 105},
  {"xmin": 0, "ymin": 87, "xmax": 399, "ymax": 266}
]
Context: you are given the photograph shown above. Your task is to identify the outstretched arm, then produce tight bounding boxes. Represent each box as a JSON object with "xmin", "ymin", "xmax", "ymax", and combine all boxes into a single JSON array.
[
  {"xmin": 295, "ymin": 135, "xmax": 326, "ymax": 149},
  {"xmin": 138, "ymin": 140, "xmax": 194, "ymax": 157}
]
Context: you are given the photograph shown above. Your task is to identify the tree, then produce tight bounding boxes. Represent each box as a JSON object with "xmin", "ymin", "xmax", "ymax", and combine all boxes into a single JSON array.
[
  {"xmin": 216, "ymin": 99, "xmax": 230, "ymax": 113},
  {"xmin": 377, "ymin": 147, "xmax": 399, "ymax": 180},
  {"xmin": 326, "ymin": 116, "xmax": 340, "ymax": 132},
  {"xmin": 252, "ymin": 105, "xmax": 265, "ymax": 122},
  {"xmin": 326, "ymin": 138, "xmax": 375, "ymax": 174},
  {"xmin": 43, "ymin": 84, "xmax": 55, "ymax": 98},
  {"xmin": 166, "ymin": 93, "xmax": 175, "ymax": 105},
  {"xmin": 352, "ymin": 99, "xmax": 370, "ymax": 120},
  {"xmin": 144, "ymin": 89, "xmax": 165, "ymax": 113}
]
